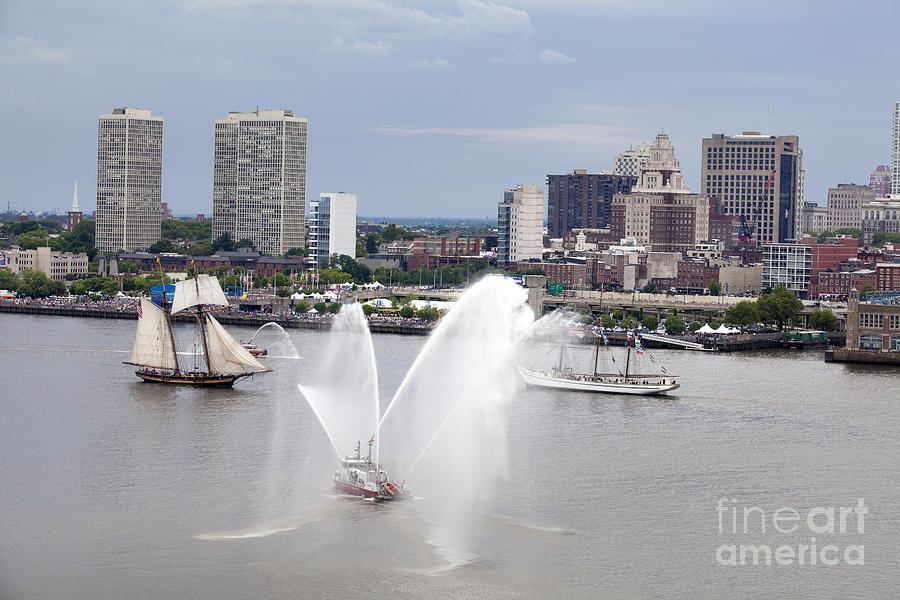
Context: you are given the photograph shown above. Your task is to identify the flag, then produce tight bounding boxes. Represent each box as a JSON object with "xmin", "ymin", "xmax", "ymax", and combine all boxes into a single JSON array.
[{"xmin": 136, "ymin": 301, "xmax": 142, "ymax": 318}]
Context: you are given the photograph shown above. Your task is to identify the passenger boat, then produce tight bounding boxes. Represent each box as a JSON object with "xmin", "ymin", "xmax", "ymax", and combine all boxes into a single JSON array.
[
  {"xmin": 332, "ymin": 439, "xmax": 410, "ymax": 501},
  {"xmin": 124, "ymin": 261, "xmax": 271, "ymax": 387},
  {"xmin": 241, "ymin": 342, "xmax": 268, "ymax": 357}
]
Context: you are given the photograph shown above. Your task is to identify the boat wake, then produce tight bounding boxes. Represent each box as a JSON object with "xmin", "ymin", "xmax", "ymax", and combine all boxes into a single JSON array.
[
  {"xmin": 482, "ymin": 512, "xmax": 575, "ymax": 536},
  {"xmin": 194, "ymin": 504, "xmax": 345, "ymax": 540}
]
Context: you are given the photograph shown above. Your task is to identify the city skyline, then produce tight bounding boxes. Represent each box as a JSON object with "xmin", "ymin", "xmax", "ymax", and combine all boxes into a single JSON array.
[{"xmin": 1, "ymin": 1, "xmax": 898, "ymax": 218}]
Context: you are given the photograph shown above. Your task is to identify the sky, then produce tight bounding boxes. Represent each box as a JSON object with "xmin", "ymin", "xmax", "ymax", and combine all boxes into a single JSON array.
[{"xmin": 1, "ymin": 0, "xmax": 898, "ymax": 219}]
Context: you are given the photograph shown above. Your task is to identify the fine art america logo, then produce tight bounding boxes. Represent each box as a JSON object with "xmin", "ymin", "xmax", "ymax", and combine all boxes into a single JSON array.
[{"xmin": 716, "ymin": 498, "xmax": 867, "ymax": 567}]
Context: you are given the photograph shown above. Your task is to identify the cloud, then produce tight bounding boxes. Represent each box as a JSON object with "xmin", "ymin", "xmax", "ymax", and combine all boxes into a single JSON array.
[
  {"xmin": 371, "ymin": 123, "xmax": 634, "ymax": 145},
  {"xmin": 539, "ymin": 48, "xmax": 577, "ymax": 64},
  {"xmin": 411, "ymin": 57, "xmax": 450, "ymax": 69},
  {"xmin": 0, "ymin": 36, "xmax": 70, "ymax": 64},
  {"xmin": 183, "ymin": 0, "xmax": 533, "ymax": 39},
  {"xmin": 332, "ymin": 36, "xmax": 394, "ymax": 55}
]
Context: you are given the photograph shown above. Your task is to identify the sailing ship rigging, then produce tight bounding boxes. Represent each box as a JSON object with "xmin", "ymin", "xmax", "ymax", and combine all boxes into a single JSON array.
[{"xmin": 125, "ymin": 269, "xmax": 271, "ymax": 387}]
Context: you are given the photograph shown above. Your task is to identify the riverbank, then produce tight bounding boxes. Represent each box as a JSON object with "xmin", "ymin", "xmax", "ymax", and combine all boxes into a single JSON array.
[{"xmin": 0, "ymin": 301, "xmax": 434, "ymax": 336}]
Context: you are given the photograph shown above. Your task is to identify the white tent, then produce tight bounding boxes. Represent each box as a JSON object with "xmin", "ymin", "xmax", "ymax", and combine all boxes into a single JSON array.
[
  {"xmin": 321, "ymin": 291, "xmax": 338, "ymax": 301},
  {"xmin": 714, "ymin": 323, "xmax": 733, "ymax": 334},
  {"xmin": 290, "ymin": 292, "xmax": 304, "ymax": 300},
  {"xmin": 307, "ymin": 308, "xmax": 318, "ymax": 314},
  {"xmin": 697, "ymin": 323, "xmax": 717, "ymax": 334}
]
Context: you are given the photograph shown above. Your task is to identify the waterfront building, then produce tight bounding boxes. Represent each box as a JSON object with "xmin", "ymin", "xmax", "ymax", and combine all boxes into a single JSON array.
[
  {"xmin": 844, "ymin": 289, "xmax": 900, "ymax": 352},
  {"xmin": 613, "ymin": 144, "xmax": 651, "ymax": 177},
  {"xmin": 96, "ymin": 107, "xmax": 163, "ymax": 253},
  {"xmin": 1, "ymin": 247, "xmax": 89, "ymax": 280},
  {"xmin": 309, "ymin": 192, "xmax": 357, "ymax": 267},
  {"xmin": 800, "ymin": 201, "xmax": 828, "ymax": 235},
  {"xmin": 762, "ymin": 243, "xmax": 811, "ymax": 296},
  {"xmin": 498, "ymin": 184, "xmax": 544, "ymax": 263},
  {"xmin": 860, "ymin": 198, "xmax": 900, "ymax": 245},
  {"xmin": 610, "ymin": 134, "xmax": 710, "ymax": 254},
  {"xmin": 546, "ymin": 171, "xmax": 636, "ymax": 238},
  {"xmin": 67, "ymin": 179, "xmax": 82, "ymax": 232},
  {"xmin": 212, "ymin": 109, "xmax": 307, "ymax": 256},
  {"xmin": 826, "ymin": 184, "xmax": 873, "ymax": 230},
  {"xmin": 870, "ymin": 165, "xmax": 891, "ymax": 198},
  {"xmin": 818, "ymin": 269, "xmax": 877, "ymax": 298},
  {"xmin": 876, "ymin": 263, "xmax": 900, "ymax": 291},
  {"xmin": 701, "ymin": 132, "xmax": 803, "ymax": 244},
  {"xmin": 893, "ymin": 101, "xmax": 900, "ymax": 195}
]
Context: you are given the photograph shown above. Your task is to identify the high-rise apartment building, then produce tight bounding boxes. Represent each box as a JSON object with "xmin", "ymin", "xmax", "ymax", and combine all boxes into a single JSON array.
[
  {"xmin": 546, "ymin": 171, "xmax": 635, "ymax": 238},
  {"xmin": 212, "ymin": 109, "xmax": 307, "ymax": 256},
  {"xmin": 309, "ymin": 192, "xmax": 357, "ymax": 266},
  {"xmin": 870, "ymin": 165, "xmax": 891, "ymax": 198},
  {"xmin": 701, "ymin": 132, "xmax": 802, "ymax": 244},
  {"xmin": 95, "ymin": 107, "xmax": 163, "ymax": 252},
  {"xmin": 613, "ymin": 144, "xmax": 651, "ymax": 177},
  {"xmin": 497, "ymin": 184, "xmax": 543, "ymax": 263},
  {"xmin": 893, "ymin": 102, "xmax": 900, "ymax": 195},
  {"xmin": 826, "ymin": 184, "xmax": 874, "ymax": 230},
  {"xmin": 610, "ymin": 134, "xmax": 710, "ymax": 254}
]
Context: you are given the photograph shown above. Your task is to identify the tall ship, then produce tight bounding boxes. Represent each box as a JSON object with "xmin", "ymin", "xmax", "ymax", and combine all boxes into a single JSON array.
[
  {"xmin": 332, "ymin": 439, "xmax": 410, "ymax": 501},
  {"xmin": 125, "ymin": 273, "xmax": 271, "ymax": 387},
  {"xmin": 521, "ymin": 330, "xmax": 679, "ymax": 395}
]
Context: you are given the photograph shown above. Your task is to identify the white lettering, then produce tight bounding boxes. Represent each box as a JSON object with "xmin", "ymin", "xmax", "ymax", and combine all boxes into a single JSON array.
[
  {"xmin": 807, "ymin": 507, "xmax": 834, "ymax": 534},
  {"xmin": 773, "ymin": 507, "xmax": 800, "ymax": 534},
  {"xmin": 774, "ymin": 545, "xmax": 795, "ymax": 566}
]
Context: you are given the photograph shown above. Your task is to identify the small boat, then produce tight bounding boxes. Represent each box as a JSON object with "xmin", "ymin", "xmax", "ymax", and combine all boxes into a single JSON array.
[
  {"xmin": 124, "ymin": 265, "xmax": 271, "ymax": 387},
  {"xmin": 241, "ymin": 342, "xmax": 268, "ymax": 357},
  {"xmin": 332, "ymin": 439, "xmax": 410, "ymax": 501}
]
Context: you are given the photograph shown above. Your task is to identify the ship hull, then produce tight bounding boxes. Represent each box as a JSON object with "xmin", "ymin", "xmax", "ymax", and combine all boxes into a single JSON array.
[
  {"xmin": 521, "ymin": 369, "xmax": 679, "ymax": 395},
  {"xmin": 135, "ymin": 370, "xmax": 243, "ymax": 387},
  {"xmin": 332, "ymin": 476, "xmax": 409, "ymax": 501}
]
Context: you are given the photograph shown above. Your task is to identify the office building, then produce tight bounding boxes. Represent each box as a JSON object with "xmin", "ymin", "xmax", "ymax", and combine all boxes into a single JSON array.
[
  {"xmin": 95, "ymin": 107, "xmax": 163, "ymax": 252},
  {"xmin": 800, "ymin": 201, "xmax": 827, "ymax": 235},
  {"xmin": 613, "ymin": 144, "xmax": 651, "ymax": 177},
  {"xmin": 762, "ymin": 243, "xmax": 811, "ymax": 296},
  {"xmin": 546, "ymin": 171, "xmax": 635, "ymax": 238},
  {"xmin": 893, "ymin": 102, "xmax": 900, "ymax": 195},
  {"xmin": 701, "ymin": 132, "xmax": 803, "ymax": 244},
  {"xmin": 861, "ymin": 198, "xmax": 900, "ymax": 244},
  {"xmin": 609, "ymin": 134, "xmax": 710, "ymax": 254},
  {"xmin": 497, "ymin": 184, "xmax": 543, "ymax": 263},
  {"xmin": 826, "ymin": 184, "xmax": 874, "ymax": 230},
  {"xmin": 212, "ymin": 109, "xmax": 307, "ymax": 256},
  {"xmin": 309, "ymin": 192, "xmax": 357, "ymax": 266},
  {"xmin": 870, "ymin": 165, "xmax": 891, "ymax": 198},
  {"xmin": 1, "ymin": 247, "xmax": 89, "ymax": 280}
]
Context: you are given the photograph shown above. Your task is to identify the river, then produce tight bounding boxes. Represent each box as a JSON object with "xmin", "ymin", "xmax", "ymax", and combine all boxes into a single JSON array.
[{"xmin": 0, "ymin": 313, "xmax": 897, "ymax": 599}]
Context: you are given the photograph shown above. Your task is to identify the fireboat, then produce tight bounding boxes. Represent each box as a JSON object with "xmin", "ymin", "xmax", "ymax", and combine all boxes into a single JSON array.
[{"xmin": 332, "ymin": 439, "xmax": 410, "ymax": 501}]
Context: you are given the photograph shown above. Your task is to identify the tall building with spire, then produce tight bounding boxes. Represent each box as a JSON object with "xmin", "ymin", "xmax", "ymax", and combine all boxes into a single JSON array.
[
  {"xmin": 610, "ymin": 134, "xmax": 710, "ymax": 253},
  {"xmin": 212, "ymin": 109, "xmax": 307, "ymax": 255},
  {"xmin": 67, "ymin": 178, "xmax": 82, "ymax": 232},
  {"xmin": 95, "ymin": 107, "xmax": 163, "ymax": 252},
  {"xmin": 892, "ymin": 101, "xmax": 900, "ymax": 196}
]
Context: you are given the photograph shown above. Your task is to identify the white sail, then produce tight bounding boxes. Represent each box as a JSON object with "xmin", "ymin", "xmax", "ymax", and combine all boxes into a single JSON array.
[
  {"xmin": 171, "ymin": 274, "xmax": 229, "ymax": 314},
  {"xmin": 204, "ymin": 314, "xmax": 270, "ymax": 375},
  {"xmin": 129, "ymin": 298, "xmax": 178, "ymax": 370}
]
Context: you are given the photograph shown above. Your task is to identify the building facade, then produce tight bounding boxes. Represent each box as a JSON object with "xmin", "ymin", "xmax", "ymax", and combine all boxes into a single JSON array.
[
  {"xmin": 876, "ymin": 263, "xmax": 900, "ymax": 291},
  {"xmin": 701, "ymin": 132, "xmax": 802, "ymax": 244},
  {"xmin": 309, "ymin": 192, "xmax": 357, "ymax": 266},
  {"xmin": 613, "ymin": 144, "xmax": 650, "ymax": 177},
  {"xmin": 762, "ymin": 244, "xmax": 811, "ymax": 296},
  {"xmin": 212, "ymin": 110, "xmax": 307, "ymax": 256},
  {"xmin": 799, "ymin": 201, "xmax": 828, "ymax": 235},
  {"xmin": 497, "ymin": 184, "xmax": 543, "ymax": 263},
  {"xmin": 546, "ymin": 171, "xmax": 635, "ymax": 238},
  {"xmin": 96, "ymin": 107, "xmax": 163, "ymax": 253},
  {"xmin": 893, "ymin": 101, "xmax": 900, "ymax": 195},
  {"xmin": 826, "ymin": 184, "xmax": 873, "ymax": 230},
  {"xmin": 845, "ymin": 290, "xmax": 900, "ymax": 351},
  {"xmin": 1, "ymin": 247, "xmax": 89, "ymax": 281},
  {"xmin": 870, "ymin": 165, "xmax": 891, "ymax": 198},
  {"xmin": 860, "ymin": 199, "xmax": 900, "ymax": 244},
  {"xmin": 610, "ymin": 134, "xmax": 710, "ymax": 254}
]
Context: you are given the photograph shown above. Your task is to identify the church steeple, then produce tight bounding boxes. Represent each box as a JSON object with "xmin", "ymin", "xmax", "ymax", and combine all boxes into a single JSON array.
[
  {"xmin": 67, "ymin": 177, "xmax": 83, "ymax": 232},
  {"xmin": 71, "ymin": 178, "xmax": 80, "ymax": 211}
]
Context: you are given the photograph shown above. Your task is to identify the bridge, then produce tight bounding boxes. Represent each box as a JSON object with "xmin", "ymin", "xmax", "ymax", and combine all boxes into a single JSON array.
[{"xmin": 638, "ymin": 332, "xmax": 712, "ymax": 351}]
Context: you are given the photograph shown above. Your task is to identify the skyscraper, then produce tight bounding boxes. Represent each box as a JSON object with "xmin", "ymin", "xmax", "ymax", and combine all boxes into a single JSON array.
[
  {"xmin": 870, "ymin": 165, "xmax": 891, "ymax": 198},
  {"xmin": 892, "ymin": 101, "xmax": 899, "ymax": 196},
  {"xmin": 546, "ymin": 171, "xmax": 636, "ymax": 238},
  {"xmin": 212, "ymin": 110, "xmax": 307, "ymax": 256},
  {"xmin": 497, "ymin": 184, "xmax": 543, "ymax": 263},
  {"xmin": 701, "ymin": 132, "xmax": 803, "ymax": 244},
  {"xmin": 95, "ymin": 108, "xmax": 163, "ymax": 252},
  {"xmin": 613, "ymin": 144, "xmax": 651, "ymax": 177},
  {"xmin": 309, "ymin": 192, "xmax": 357, "ymax": 266}
]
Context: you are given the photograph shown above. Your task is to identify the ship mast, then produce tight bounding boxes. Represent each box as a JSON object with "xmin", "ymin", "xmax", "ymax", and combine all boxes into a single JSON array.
[
  {"xmin": 157, "ymin": 257, "xmax": 180, "ymax": 373},
  {"xmin": 593, "ymin": 288, "xmax": 603, "ymax": 376},
  {"xmin": 624, "ymin": 289, "xmax": 636, "ymax": 379},
  {"xmin": 192, "ymin": 261, "xmax": 213, "ymax": 374}
]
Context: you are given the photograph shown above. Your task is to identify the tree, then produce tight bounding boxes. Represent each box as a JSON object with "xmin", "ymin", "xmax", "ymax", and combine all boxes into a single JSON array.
[
  {"xmin": 612, "ymin": 309, "xmax": 623, "ymax": 321},
  {"xmin": 664, "ymin": 316, "xmax": 686, "ymax": 335},
  {"xmin": 621, "ymin": 316, "xmax": 637, "ymax": 330},
  {"xmin": 600, "ymin": 313, "xmax": 615, "ymax": 329},
  {"xmin": 0, "ymin": 268, "xmax": 18, "ymax": 291},
  {"xmin": 313, "ymin": 302, "xmax": 327, "ymax": 313},
  {"xmin": 284, "ymin": 247, "xmax": 305, "ymax": 257},
  {"xmin": 361, "ymin": 303, "xmax": 376, "ymax": 316},
  {"xmin": 336, "ymin": 254, "xmax": 372, "ymax": 284},
  {"xmin": 211, "ymin": 232, "xmax": 234, "ymax": 253},
  {"xmin": 235, "ymin": 238, "xmax": 256, "ymax": 251},
  {"xmin": 809, "ymin": 308, "xmax": 838, "ymax": 331},
  {"xmin": 327, "ymin": 302, "xmax": 342, "ymax": 314},
  {"xmin": 147, "ymin": 239, "xmax": 176, "ymax": 254},
  {"xmin": 871, "ymin": 232, "xmax": 900, "ymax": 248},
  {"xmin": 708, "ymin": 280, "xmax": 722, "ymax": 296},
  {"xmin": 641, "ymin": 315, "xmax": 659, "ymax": 331},
  {"xmin": 398, "ymin": 305, "xmax": 415, "ymax": 318},
  {"xmin": 642, "ymin": 282, "xmax": 657, "ymax": 293},
  {"xmin": 756, "ymin": 285, "xmax": 804, "ymax": 330},
  {"xmin": 859, "ymin": 283, "xmax": 876, "ymax": 295},
  {"xmin": 416, "ymin": 307, "xmax": 440, "ymax": 321},
  {"xmin": 16, "ymin": 270, "xmax": 65, "ymax": 297},
  {"xmin": 688, "ymin": 320, "xmax": 703, "ymax": 332},
  {"xmin": 725, "ymin": 301, "xmax": 760, "ymax": 326},
  {"xmin": 294, "ymin": 301, "xmax": 310, "ymax": 314}
]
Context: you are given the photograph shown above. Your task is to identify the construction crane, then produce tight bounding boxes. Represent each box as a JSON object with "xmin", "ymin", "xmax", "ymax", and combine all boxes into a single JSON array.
[{"xmin": 738, "ymin": 169, "xmax": 776, "ymax": 244}]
